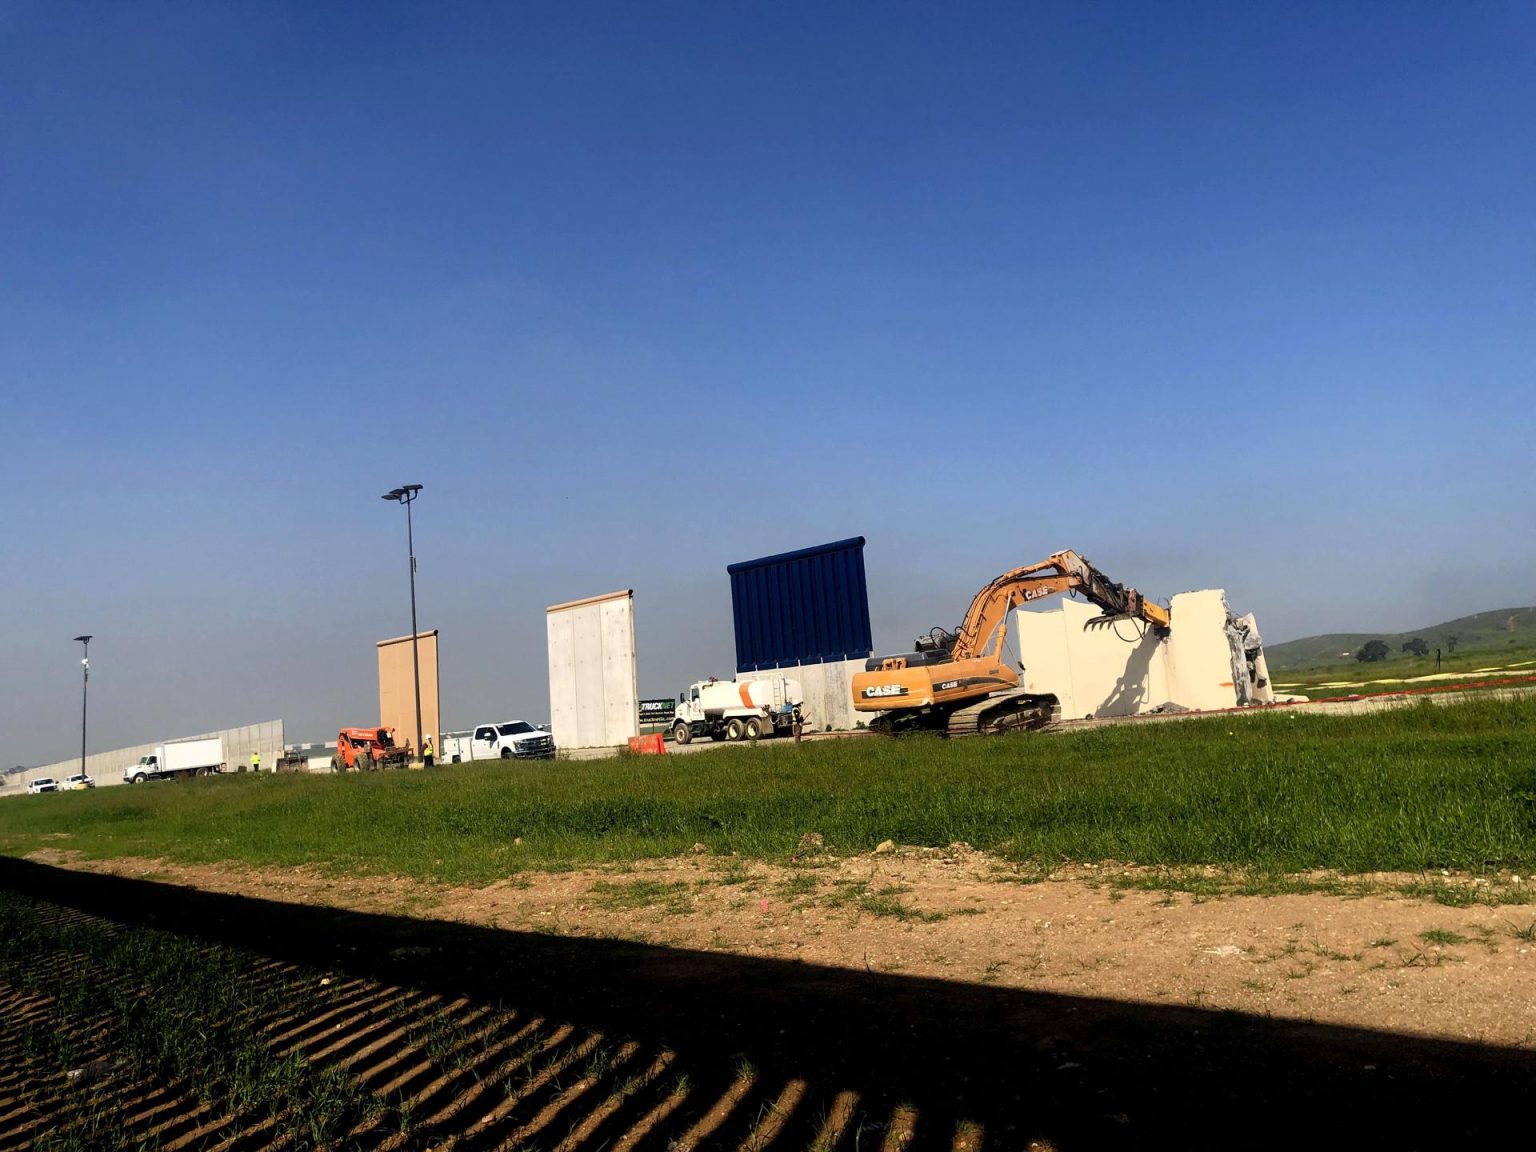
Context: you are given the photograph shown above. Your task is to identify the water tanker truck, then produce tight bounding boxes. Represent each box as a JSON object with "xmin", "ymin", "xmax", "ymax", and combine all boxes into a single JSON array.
[{"xmin": 671, "ymin": 676, "xmax": 804, "ymax": 745}]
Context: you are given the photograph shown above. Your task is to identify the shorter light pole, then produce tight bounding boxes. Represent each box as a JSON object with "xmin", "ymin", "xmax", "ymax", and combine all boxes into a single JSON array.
[
  {"xmin": 382, "ymin": 485, "xmax": 424, "ymax": 761},
  {"xmin": 73, "ymin": 635, "xmax": 92, "ymax": 785}
]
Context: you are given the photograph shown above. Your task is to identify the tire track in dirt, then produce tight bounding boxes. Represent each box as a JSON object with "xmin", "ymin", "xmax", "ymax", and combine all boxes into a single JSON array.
[{"xmin": 0, "ymin": 904, "xmax": 801, "ymax": 1152}]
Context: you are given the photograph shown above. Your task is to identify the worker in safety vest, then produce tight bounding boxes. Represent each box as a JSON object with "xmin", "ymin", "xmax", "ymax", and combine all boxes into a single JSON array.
[
  {"xmin": 422, "ymin": 736, "xmax": 434, "ymax": 768},
  {"xmin": 251, "ymin": 751, "xmax": 261, "ymax": 773}
]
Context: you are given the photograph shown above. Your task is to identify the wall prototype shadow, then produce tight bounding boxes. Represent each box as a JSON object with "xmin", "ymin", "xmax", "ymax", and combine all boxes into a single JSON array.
[{"xmin": 2, "ymin": 858, "xmax": 1531, "ymax": 1151}]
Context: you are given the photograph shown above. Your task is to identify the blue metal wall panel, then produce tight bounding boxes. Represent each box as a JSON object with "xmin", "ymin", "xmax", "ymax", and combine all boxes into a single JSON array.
[{"xmin": 727, "ymin": 538, "xmax": 873, "ymax": 672}]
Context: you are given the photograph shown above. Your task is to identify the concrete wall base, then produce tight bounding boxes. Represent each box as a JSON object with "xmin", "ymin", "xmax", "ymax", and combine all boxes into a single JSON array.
[{"xmin": 738, "ymin": 656, "xmax": 866, "ymax": 732}]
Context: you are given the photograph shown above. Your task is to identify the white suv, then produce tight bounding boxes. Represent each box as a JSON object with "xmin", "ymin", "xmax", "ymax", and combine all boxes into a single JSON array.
[
  {"xmin": 28, "ymin": 778, "xmax": 58, "ymax": 794},
  {"xmin": 64, "ymin": 774, "xmax": 96, "ymax": 790}
]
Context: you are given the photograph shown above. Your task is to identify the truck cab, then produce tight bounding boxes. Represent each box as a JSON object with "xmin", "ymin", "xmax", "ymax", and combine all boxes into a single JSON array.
[{"xmin": 128, "ymin": 753, "xmax": 162, "ymax": 783}]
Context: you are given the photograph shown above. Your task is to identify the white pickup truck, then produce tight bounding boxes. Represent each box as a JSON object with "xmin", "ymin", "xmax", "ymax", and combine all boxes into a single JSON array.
[{"xmin": 441, "ymin": 721, "xmax": 556, "ymax": 763}]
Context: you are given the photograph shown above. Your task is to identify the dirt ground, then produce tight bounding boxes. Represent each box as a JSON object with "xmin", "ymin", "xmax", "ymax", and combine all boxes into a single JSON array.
[{"xmin": 35, "ymin": 845, "xmax": 1536, "ymax": 1050}]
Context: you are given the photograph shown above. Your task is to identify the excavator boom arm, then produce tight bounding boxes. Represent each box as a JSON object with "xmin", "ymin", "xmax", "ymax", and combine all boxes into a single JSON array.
[
  {"xmin": 951, "ymin": 550, "xmax": 1168, "ymax": 661},
  {"xmin": 851, "ymin": 549, "xmax": 1171, "ymax": 727}
]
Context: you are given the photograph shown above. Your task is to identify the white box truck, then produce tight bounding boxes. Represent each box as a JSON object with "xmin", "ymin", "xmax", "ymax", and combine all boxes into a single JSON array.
[
  {"xmin": 124, "ymin": 737, "xmax": 225, "ymax": 783},
  {"xmin": 671, "ymin": 676, "xmax": 804, "ymax": 744}
]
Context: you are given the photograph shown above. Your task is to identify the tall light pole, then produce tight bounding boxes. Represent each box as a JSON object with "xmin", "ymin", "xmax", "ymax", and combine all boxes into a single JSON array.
[
  {"xmin": 382, "ymin": 485, "xmax": 424, "ymax": 762},
  {"xmin": 73, "ymin": 635, "xmax": 92, "ymax": 785}
]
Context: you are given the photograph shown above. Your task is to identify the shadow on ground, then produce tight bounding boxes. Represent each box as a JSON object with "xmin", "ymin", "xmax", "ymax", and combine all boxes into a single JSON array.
[{"xmin": 2, "ymin": 857, "xmax": 1531, "ymax": 1150}]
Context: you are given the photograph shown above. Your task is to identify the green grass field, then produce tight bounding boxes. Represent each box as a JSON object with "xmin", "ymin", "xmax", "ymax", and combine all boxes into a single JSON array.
[{"xmin": 3, "ymin": 696, "xmax": 1534, "ymax": 883}]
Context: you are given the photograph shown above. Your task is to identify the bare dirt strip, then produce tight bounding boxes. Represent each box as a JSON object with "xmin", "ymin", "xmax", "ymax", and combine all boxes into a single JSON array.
[
  {"xmin": 33, "ymin": 845, "xmax": 1536, "ymax": 1050},
  {"xmin": 6, "ymin": 850, "xmax": 1536, "ymax": 1151}
]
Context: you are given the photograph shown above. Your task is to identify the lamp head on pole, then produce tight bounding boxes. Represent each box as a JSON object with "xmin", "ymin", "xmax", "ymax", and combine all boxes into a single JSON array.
[{"xmin": 383, "ymin": 484, "xmax": 423, "ymax": 505}]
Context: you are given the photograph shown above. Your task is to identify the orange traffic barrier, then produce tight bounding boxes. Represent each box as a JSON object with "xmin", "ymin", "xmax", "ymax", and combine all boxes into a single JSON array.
[{"xmin": 627, "ymin": 733, "xmax": 668, "ymax": 755}]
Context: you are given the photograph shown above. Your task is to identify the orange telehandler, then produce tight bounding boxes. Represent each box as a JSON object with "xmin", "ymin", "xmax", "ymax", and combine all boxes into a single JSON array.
[
  {"xmin": 851, "ymin": 550, "xmax": 1171, "ymax": 736},
  {"xmin": 330, "ymin": 727, "xmax": 412, "ymax": 772}
]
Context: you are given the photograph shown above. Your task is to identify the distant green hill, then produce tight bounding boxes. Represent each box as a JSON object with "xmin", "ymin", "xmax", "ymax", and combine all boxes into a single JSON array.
[{"xmin": 1266, "ymin": 607, "xmax": 1536, "ymax": 671}]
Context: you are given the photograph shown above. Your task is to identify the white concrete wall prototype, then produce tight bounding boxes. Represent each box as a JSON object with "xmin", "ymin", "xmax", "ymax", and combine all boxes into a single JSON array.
[
  {"xmin": 1164, "ymin": 591, "xmax": 1244, "ymax": 711},
  {"xmin": 1013, "ymin": 590, "xmax": 1274, "ymax": 718},
  {"xmin": 546, "ymin": 590, "xmax": 639, "ymax": 750},
  {"xmin": 1016, "ymin": 598, "xmax": 1169, "ymax": 721},
  {"xmin": 741, "ymin": 657, "xmax": 865, "ymax": 732},
  {"xmin": 10, "ymin": 719, "xmax": 286, "ymax": 796}
]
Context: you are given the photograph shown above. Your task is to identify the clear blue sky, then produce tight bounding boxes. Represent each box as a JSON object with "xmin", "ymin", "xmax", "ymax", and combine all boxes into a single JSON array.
[{"xmin": 4, "ymin": 2, "xmax": 1533, "ymax": 766}]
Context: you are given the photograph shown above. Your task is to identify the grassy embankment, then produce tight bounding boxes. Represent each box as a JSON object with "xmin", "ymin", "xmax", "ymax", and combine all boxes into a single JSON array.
[
  {"xmin": 2, "ymin": 697, "xmax": 1534, "ymax": 886},
  {"xmin": 1271, "ymin": 643, "xmax": 1536, "ymax": 698},
  {"xmin": 1262, "ymin": 605, "xmax": 1536, "ymax": 671}
]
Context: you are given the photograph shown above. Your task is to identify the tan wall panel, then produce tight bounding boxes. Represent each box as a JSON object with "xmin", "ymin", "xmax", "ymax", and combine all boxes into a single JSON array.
[{"xmin": 377, "ymin": 631, "xmax": 440, "ymax": 756}]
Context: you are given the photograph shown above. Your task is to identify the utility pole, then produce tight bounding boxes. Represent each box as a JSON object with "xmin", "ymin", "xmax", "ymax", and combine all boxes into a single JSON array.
[
  {"xmin": 73, "ymin": 635, "xmax": 92, "ymax": 784},
  {"xmin": 382, "ymin": 485, "xmax": 424, "ymax": 762}
]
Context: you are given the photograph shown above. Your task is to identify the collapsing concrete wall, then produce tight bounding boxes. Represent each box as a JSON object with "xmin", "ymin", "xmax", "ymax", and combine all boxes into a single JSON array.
[{"xmin": 1014, "ymin": 590, "xmax": 1276, "ymax": 721}]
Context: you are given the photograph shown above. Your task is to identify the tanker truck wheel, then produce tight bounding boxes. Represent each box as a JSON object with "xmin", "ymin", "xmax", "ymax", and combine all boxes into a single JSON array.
[
  {"xmin": 672, "ymin": 722, "xmax": 691, "ymax": 746},
  {"xmin": 725, "ymin": 718, "xmax": 745, "ymax": 742},
  {"xmin": 744, "ymin": 717, "xmax": 764, "ymax": 740}
]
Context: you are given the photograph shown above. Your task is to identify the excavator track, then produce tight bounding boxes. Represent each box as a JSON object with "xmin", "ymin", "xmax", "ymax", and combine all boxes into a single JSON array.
[{"xmin": 944, "ymin": 691, "xmax": 1058, "ymax": 738}]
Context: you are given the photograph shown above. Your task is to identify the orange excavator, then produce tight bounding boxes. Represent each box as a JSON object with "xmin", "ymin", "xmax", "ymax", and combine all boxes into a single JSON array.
[{"xmin": 851, "ymin": 550, "xmax": 1171, "ymax": 736}]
